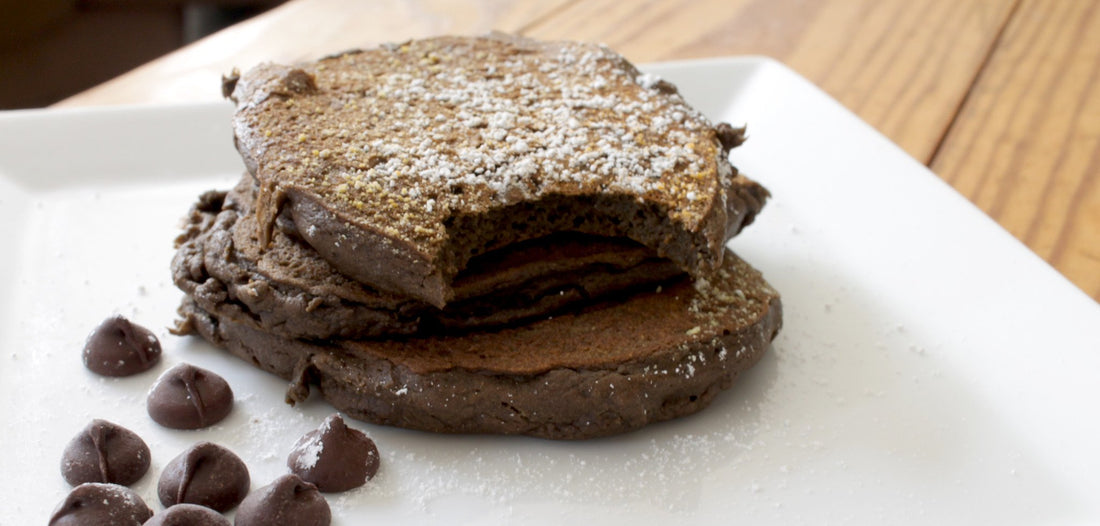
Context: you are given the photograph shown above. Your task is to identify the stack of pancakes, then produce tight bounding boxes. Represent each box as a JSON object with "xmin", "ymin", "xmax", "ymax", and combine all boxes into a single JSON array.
[{"xmin": 172, "ymin": 34, "xmax": 782, "ymax": 440}]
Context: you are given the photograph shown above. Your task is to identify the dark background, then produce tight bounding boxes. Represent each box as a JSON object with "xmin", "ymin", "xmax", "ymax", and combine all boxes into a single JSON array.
[{"xmin": 1, "ymin": 0, "xmax": 285, "ymax": 109}]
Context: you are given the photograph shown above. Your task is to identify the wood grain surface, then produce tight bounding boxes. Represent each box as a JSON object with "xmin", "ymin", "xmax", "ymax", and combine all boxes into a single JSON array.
[
  {"xmin": 57, "ymin": 0, "xmax": 574, "ymax": 106},
  {"xmin": 52, "ymin": 0, "xmax": 1100, "ymax": 302},
  {"xmin": 932, "ymin": 0, "xmax": 1100, "ymax": 299},
  {"xmin": 525, "ymin": 0, "xmax": 1017, "ymax": 162}
]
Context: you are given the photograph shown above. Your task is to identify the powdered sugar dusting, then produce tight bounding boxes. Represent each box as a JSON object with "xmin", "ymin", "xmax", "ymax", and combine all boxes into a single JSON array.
[
  {"xmin": 293, "ymin": 433, "xmax": 324, "ymax": 470},
  {"xmin": 635, "ymin": 72, "xmax": 663, "ymax": 90},
  {"xmin": 233, "ymin": 35, "xmax": 732, "ymax": 245}
]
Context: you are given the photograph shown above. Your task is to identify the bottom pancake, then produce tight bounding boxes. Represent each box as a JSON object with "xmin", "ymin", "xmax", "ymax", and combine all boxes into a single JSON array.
[{"xmin": 175, "ymin": 251, "xmax": 782, "ymax": 440}]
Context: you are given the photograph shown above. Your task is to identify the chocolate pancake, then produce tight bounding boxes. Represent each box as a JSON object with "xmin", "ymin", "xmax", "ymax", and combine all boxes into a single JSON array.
[
  {"xmin": 172, "ymin": 177, "xmax": 684, "ymax": 340},
  {"xmin": 225, "ymin": 33, "xmax": 768, "ymax": 307},
  {"xmin": 175, "ymin": 250, "xmax": 781, "ymax": 440}
]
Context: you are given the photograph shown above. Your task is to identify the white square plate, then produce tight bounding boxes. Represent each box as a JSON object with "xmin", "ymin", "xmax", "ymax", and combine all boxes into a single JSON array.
[{"xmin": 2, "ymin": 57, "xmax": 1098, "ymax": 524}]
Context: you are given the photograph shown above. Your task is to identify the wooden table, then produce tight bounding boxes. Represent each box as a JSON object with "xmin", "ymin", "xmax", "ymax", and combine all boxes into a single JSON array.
[{"xmin": 58, "ymin": 0, "xmax": 1100, "ymax": 302}]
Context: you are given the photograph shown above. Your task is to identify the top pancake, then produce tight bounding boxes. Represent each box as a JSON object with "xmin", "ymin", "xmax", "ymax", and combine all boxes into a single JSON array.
[{"xmin": 227, "ymin": 33, "xmax": 768, "ymax": 306}]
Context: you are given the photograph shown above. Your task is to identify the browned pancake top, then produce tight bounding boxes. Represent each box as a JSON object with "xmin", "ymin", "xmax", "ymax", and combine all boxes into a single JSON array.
[{"xmin": 230, "ymin": 34, "xmax": 734, "ymax": 256}]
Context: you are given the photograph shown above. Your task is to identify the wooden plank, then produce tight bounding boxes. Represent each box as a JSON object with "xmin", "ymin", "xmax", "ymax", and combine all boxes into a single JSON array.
[
  {"xmin": 523, "ymin": 0, "xmax": 1018, "ymax": 162},
  {"xmin": 56, "ymin": 0, "xmax": 575, "ymax": 106},
  {"xmin": 932, "ymin": 0, "xmax": 1100, "ymax": 299}
]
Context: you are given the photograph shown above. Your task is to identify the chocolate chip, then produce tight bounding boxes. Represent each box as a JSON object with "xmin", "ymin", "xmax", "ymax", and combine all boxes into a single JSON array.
[
  {"xmin": 158, "ymin": 442, "xmax": 250, "ymax": 512},
  {"xmin": 82, "ymin": 316, "xmax": 161, "ymax": 377},
  {"xmin": 48, "ymin": 483, "xmax": 153, "ymax": 526},
  {"xmin": 147, "ymin": 363, "xmax": 234, "ymax": 429},
  {"xmin": 235, "ymin": 474, "xmax": 331, "ymax": 526},
  {"xmin": 287, "ymin": 414, "xmax": 379, "ymax": 493},
  {"xmin": 144, "ymin": 504, "xmax": 230, "ymax": 526},
  {"xmin": 60, "ymin": 419, "xmax": 150, "ymax": 487}
]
